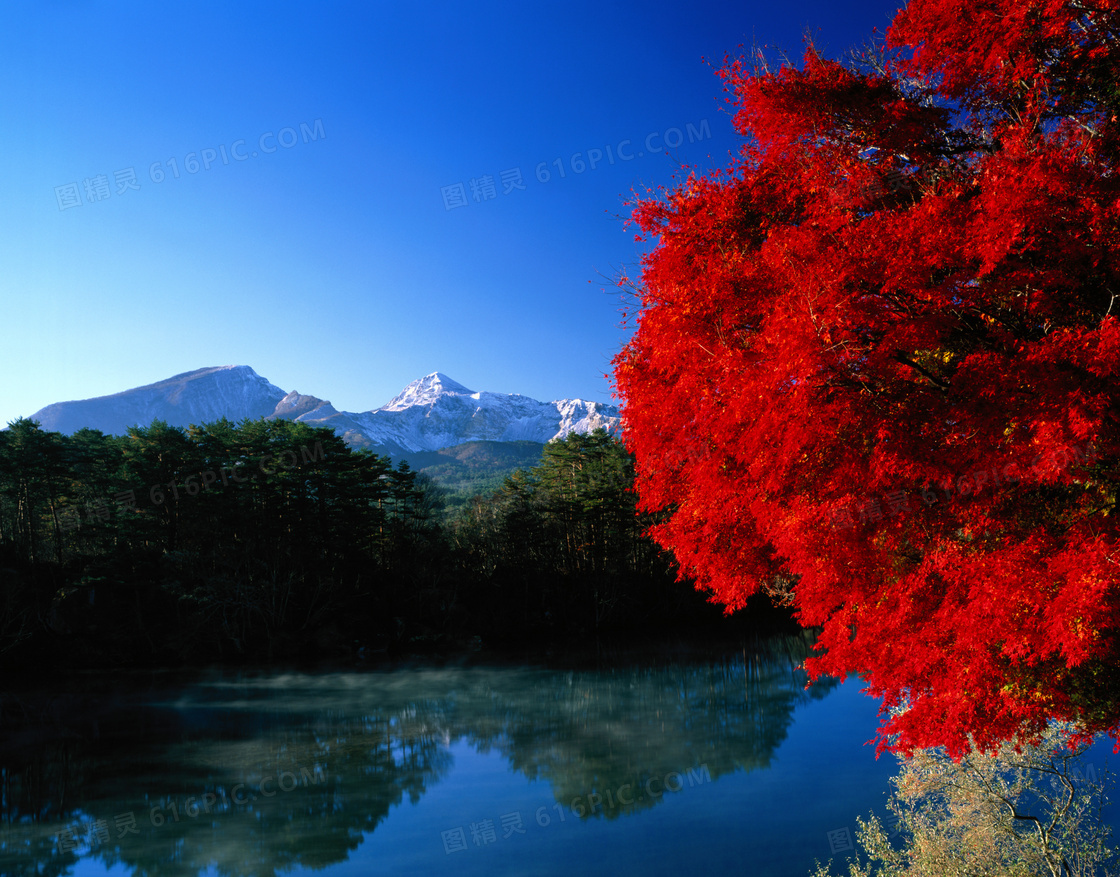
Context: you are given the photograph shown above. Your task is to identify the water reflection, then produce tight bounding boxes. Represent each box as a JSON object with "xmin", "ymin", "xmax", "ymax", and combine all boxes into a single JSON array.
[{"xmin": 0, "ymin": 633, "xmax": 834, "ymax": 876}]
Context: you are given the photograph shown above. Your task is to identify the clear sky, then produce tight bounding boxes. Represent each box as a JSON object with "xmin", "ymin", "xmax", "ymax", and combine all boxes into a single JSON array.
[{"xmin": 1, "ymin": 0, "xmax": 903, "ymax": 426}]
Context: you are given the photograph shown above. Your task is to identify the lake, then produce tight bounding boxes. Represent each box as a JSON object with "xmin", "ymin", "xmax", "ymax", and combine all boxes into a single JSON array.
[{"xmin": 2, "ymin": 634, "xmax": 1109, "ymax": 876}]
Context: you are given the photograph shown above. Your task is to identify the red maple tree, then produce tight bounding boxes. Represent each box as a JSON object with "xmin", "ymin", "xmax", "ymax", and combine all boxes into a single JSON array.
[{"xmin": 614, "ymin": 0, "xmax": 1120, "ymax": 756}]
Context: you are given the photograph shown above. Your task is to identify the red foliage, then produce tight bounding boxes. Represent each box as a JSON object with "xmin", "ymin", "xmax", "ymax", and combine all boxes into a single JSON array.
[{"xmin": 614, "ymin": 1, "xmax": 1120, "ymax": 756}]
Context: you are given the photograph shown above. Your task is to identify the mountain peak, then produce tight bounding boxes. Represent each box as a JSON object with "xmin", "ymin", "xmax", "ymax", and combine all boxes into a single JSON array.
[
  {"xmin": 380, "ymin": 373, "xmax": 475, "ymax": 412},
  {"xmin": 28, "ymin": 365, "xmax": 287, "ymax": 434},
  {"xmin": 126, "ymin": 364, "xmax": 252, "ymax": 387}
]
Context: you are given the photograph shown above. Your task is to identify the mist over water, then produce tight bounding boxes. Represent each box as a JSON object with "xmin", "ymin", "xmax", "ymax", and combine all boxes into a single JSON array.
[{"xmin": 0, "ymin": 638, "xmax": 902, "ymax": 876}]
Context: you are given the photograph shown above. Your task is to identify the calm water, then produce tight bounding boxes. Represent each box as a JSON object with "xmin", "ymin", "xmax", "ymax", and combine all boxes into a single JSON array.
[{"xmin": 3, "ymin": 635, "xmax": 1101, "ymax": 877}]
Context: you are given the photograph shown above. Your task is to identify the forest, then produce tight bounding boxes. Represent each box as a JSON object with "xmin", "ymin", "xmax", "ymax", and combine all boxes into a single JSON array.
[{"xmin": 0, "ymin": 418, "xmax": 778, "ymax": 668}]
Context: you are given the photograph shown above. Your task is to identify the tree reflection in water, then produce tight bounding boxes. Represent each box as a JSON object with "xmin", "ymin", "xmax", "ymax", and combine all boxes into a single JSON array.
[{"xmin": 0, "ymin": 633, "xmax": 834, "ymax": 876}]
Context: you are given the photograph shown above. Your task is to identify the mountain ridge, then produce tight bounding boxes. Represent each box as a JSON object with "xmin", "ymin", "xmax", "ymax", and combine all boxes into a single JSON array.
[{"xmin": 25, "ymin": 365, "xmax": 621, "ymax": 453}]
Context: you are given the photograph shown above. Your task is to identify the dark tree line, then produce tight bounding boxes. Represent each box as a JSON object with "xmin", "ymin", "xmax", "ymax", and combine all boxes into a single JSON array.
[
  {"xmin": 448, "ymin": 429, "xmax": 757, "ymax": 640},
  {"xmin": 0, "ymin": 417, "xmax": 443, "ymax": 665},
  {"xmin": 0, "ymin": 421, "xmax": 787, "ymax": 668}
]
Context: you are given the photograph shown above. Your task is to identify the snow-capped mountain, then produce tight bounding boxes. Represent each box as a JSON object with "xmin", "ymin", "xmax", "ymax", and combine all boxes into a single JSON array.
[
  {"xmin": 381, "ymin": 372, "xmax": 474, "ymax": 412},
  {"xmin": 297, "ymin": 372, "xmax": 620, "ymax": 453},
  {"xmin": 27, "ymin": 367, "xmax": 621, "ymax": 452},
  {"xmin": 28, "ymin": 366, "xmax": 288, "ymax": 436}
]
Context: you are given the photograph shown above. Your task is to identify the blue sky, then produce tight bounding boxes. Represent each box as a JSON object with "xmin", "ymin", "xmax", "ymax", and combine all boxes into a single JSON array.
[{"xmin": 2, "ymin": 0, "xmax": 903, "ymax": 426}]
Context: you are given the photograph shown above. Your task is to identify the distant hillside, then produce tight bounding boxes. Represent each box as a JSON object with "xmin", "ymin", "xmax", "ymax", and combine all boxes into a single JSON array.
[{"xmin": 404, "ymin": 440, "xmax": 547, "ymax": 510}]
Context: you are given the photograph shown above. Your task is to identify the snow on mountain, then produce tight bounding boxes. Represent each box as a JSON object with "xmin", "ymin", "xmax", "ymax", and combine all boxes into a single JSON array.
[
  {"xmin": 553, "ymin": 398, "xmax": 621, "ymax": 440},
  {"xmin": 381, "ymin": 372, "xmax": 475, "ymax": 411},
  {"xmin": 269, "ymin": 391, "xmax": 339, "ymax": 422},
  {"xmin": 26, "ymin": 368, "xmax": 621, "ymax": 452},
  {"xmin": 28, "ymin": 366, "xmax": 288, "ymax": 435},
  {"xmin": 298, "ymin": 372, "xmax": 620, "ymax": 452}
]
